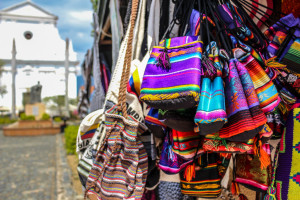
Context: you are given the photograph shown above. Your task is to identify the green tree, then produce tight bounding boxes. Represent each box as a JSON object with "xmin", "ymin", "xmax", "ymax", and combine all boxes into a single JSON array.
[{"xmin": 90, "ymin": 0, "xmax": 99, "ymax": 12}]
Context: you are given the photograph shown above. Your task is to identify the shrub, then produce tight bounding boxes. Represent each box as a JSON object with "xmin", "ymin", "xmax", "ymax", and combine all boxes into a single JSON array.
[
  {"xmin": 20, "ymin": 113, "xmax": 35, "ymax": 121},
  {"xmin": 0, "ymin": 117, "xmax": 17, "ymax": 124},
  {"xmin": 64, "ymin": 125, "xmax": 79, "ymax": 155},
  {"xmin": 41, "ymin": 113, "xmax": 50, "ymax": 120},
  {"xmin": 54, "ymin": 116, "xmax": 62, "ymax": 122}
]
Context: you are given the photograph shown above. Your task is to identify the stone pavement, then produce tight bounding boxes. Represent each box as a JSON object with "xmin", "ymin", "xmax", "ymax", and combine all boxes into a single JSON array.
[{"xmin": 0, "ymin": 130, "xmax": 77, "ymax": 200}]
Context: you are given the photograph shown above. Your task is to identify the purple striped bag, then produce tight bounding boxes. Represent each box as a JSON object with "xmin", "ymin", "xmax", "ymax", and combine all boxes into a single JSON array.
[{"xmin": 140, "ymin": 36, "xmax": 203, "ymax": 110}]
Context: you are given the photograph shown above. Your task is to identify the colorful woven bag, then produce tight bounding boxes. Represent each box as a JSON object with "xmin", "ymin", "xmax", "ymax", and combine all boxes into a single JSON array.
[
  {"xmin": 85, "ymin": 2, "xmax": 148, "ymax": 199},
  {"xmin": 180, "ymin": 153, "xmax": 223, "ymax": 198},
  {"xmin": 219, "ymin": 58, "xmax": 264, "ymax": 142},
  {"xmin": 139, "ymin": 36, "xmax": 203, "ymax": 110},
  {"xmin": 235, "ymin": 151, "xmax": 272, "ymax": 192},
  {"xmin": 158, "ymin": 130, "xmax": 193, "ymax": 174},
  {"xmin": 194, "ymin": 42, "xmax": 227, "ymax": 135},
  {"xmin": 234, "ymin": 48, "xmax": 281, "ymax": 113},
  {"xmin": 171, "ymin": 129, "xmax": 203, "ymax": 160}
]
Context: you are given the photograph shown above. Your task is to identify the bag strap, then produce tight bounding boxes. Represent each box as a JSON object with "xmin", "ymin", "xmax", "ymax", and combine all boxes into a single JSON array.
[
  {"xmin": 264, "ymin": 144, "xmax": 280, "ymax": 199},
  {"xmin": 117, "ymin": 0, "xmax": 140, "ymax": 118}
]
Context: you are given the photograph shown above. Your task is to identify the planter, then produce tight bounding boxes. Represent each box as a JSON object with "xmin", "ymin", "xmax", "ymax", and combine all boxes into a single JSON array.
[
  {"xmin": 18, "ymin": 120, "xmax": 53, "ymax": 128},
  {"xmin": 3, "ymin": 121, "xmax": 60, "ymax": 136}
]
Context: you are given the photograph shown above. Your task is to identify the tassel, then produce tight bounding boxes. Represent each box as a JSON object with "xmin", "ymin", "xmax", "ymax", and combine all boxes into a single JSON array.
[
  {"xmin": 156, "ymin": 47, "xmax": 171, "ymax": 70},
  {"xmin": 264, "ymin": 186, "xmax": 277, "ymax": 200},
  {"xmin": 239, "ymin": 194, "xmax": 249, "ymax": 200},
  {"xmin": 231, "ymin": 181, "xmax": 240, "ymax": 196},
  {"xmin": 184, "ymin": 163, "xmax": 196, "ymax": 182},
  {"xmin": 253, "ymin": 137, "xmax": 271, "ymax": 169},
  {"xmin": 168, "ymin": 145, "xmax": 177, "ymax": 162},
  {"xmin": 264, "ymin": 57, "xmax": 286, "ymax": 69}
]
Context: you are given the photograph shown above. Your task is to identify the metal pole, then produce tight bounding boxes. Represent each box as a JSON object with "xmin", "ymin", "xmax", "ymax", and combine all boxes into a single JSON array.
[
  {"xmin": 11, "ymin": 39, "xmax": 17, "ymax": 119},
  {"xmin": 64, "ymin": 38, "xmax": 70, "ymax": 117}
]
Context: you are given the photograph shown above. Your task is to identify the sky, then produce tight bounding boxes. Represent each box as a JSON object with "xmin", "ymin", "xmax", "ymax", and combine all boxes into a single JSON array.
[{"xmin": 0, "ymin": 0, "xmax": 94, "ymax": 64}]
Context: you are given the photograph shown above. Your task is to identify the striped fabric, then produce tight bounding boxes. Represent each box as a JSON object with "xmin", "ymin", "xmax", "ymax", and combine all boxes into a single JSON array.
[
  {"xmin": 236, "ymin": 50, "xmax": 281, "ymax": 113},
  {"xmin": 145, "ymin": 108, "xmax": 166, "ymax": 139},
  {"xmin": 264, "ymin": 14, "xmax": 300, "ymax": 61},
  {"xmin": 86, "ymin": 105, "xmax": 148, "ymax": 200},
  {"xmin": 140, "ymin": 36, "xmax": 203, "ymax": 110},
  {"xmin": 80, "ymin": 124, "xmax": 99, "ymax": 140},
  {"xmin": 188, "ymin": 9, "xmax": 215, "ymax": 36},
  {"xmin": 180, "ymin": 154, "xmax": 222, "ymax": 198},
  {"xmin": 219, "ymin": 59, "xmax": 265, "ymax": 141},
  {"xmin": 282, "ymin": 38, "xmax": 300, "ymax": 73},
  {"xmin": 245, "ymin": 0, "xmax": 274, "ymax": 28},
  {"xmin": 194, "ymin": 43, "xmax": 227, "ymax": 135},
  {"xmin": 172, "ymin": 129, "xmax": 203, "ymax": 160}
]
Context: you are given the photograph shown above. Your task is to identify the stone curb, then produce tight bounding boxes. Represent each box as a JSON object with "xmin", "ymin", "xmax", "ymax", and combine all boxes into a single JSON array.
[{"xmin": 56, "ymin": 134, "xmax": 78, "ymax": 200}]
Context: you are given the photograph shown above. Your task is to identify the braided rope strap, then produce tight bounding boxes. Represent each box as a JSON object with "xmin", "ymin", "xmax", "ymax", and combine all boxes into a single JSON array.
[{"xmin": 117, "ymin": 0, "xmax": 139, "ymax": 118}]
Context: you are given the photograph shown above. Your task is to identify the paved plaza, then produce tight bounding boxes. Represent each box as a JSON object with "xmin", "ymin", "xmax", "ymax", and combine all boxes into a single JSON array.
[{"xmin": 0, "ymin": 131, "xmax": 76, "ymax": 200}]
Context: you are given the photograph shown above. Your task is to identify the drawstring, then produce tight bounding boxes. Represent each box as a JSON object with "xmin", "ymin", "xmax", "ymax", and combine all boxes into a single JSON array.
[{"xmin": 156, "ymin": 40, "xmax": 171, "ymax": 71}]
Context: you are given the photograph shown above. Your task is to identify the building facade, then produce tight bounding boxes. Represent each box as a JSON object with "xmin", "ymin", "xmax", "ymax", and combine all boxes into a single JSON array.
[{"xmin": 0, "ymin": 0, "xmax": 79, "ymax": 113}]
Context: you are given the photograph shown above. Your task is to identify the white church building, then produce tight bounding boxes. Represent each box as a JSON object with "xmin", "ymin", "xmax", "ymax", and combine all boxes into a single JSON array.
[{"xmin": 0, "ymin": 0, "xmax": 79, "ymax": 113}]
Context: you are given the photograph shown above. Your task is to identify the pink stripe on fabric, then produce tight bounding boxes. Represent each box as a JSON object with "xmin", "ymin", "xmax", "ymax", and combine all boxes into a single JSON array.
[{"xmin": 235, "ymin": 177, "xmax": 269, "ymax": 191}]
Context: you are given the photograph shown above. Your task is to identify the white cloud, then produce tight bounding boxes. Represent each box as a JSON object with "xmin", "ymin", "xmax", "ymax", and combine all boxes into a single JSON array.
[
  {"xmin": 68, "ymin": 10, "xmax": 93, "ymax": 23},
  {"xmin": 77, "ymin": 32, "xmax": 85, "ymax": 38}
]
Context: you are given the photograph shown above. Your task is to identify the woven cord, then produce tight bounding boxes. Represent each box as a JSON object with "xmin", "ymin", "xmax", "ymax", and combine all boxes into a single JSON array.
[
  {"xmin": 263, "ymin": 144, "xmax": 280, "ymax": 200},
  {"xmin": 117, "ymin": 0, "xmax": 140, "ymax": 119}
]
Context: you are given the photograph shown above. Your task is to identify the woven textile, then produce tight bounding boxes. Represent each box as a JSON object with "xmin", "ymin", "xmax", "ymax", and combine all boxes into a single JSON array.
[
  {"xmin": 172, "ymin": 129, "xmax": 203, "ymax": 160},
  {"xmin": 180, "ymin": 154, "xmax": 222, "ymax": 198},
  {"xmin": 203, "ymin": 133, "xmax": 254, "ymax": 153},
  {"xmin": 158, "ymin": 181, "xmax": 183, "ymax": 200},
  {"xmin": 188, "ymin": 9, "xmax": 215, "ymax": 36},
  {"xmin": 264, "ymin": 14, "xmax": 300, "ymax": 61},
  {"xmin": 86, "ymin": 105, "xmax": 148, "ymax": 200},
  {"xmin": 219, "ymin": 59, "xmax": 263, "ymax": 142},
  {"xmin": 145, "ymin": 108, "xmax": 166, "ymax": 138},
  {"xmin": 236, "ymin": 153, "xmax": 272, "ymax": 192},
  {"xmin": 140, "ymin": 36, "xmax": 203, "ymax": 110},
  {"xmin": 217, "ymin": 3, "xmax": 264, "ymax": 50},
  {"xmin": 194, "ymin": 42, "xmax": 227, "ymax": 135},
  {"xmin": 276, "ymin": 67, "xmax": 300, "ymax": 98},
  {"xmin": 159, "ymin": 131, "xmax": 193, "ymax": 174},
  {"xmin": 281, "ymin": 38, "xmax": 300, "ymax": 74},
  {"xmin": 235, "ymin": 50, "xmax": 281, "ymax": 113},
  {"xmin": 275, "ymin": 105, "xmax": 300, "ymax": 200}
]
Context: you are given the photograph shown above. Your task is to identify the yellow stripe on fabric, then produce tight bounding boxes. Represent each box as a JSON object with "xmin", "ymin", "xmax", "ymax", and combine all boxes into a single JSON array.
[
  {"xmin": 132, "ymin": 68, "xmax": 141, "ymax": 95},
  {"xmin": 288, "ymin": 108, "xmax": 300, "ymax": 200},
  {"xmin": 141, "ymin": 84, "xmax": 200, "ymax": 91},
  {"xmin": 80, "ymin": 124, "xmax": 99, "ymax": 136},
  {"xmin": 181, "ymin": 178, "xmax": 220, "ymax": 184},
  {"xmin": 154, "ymin": 40, "xmax": 203, "ymax": 50},
  {"xmin": 140, "ymin": 91, "xmax": 199, "ymax": 101}
]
